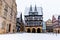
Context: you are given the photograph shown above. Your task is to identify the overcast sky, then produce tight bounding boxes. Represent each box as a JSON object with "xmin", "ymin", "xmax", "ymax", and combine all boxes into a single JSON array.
[{"xmin": 16, "ymin": 0, "xmax": 60, "ymax": 21}]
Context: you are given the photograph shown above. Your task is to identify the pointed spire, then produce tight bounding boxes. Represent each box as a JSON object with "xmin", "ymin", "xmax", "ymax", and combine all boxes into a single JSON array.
[
  {"xmin": 52, "ymin": 15, "xmax": 56, "ymax": 23},
  {"xmin": 30, "ymin": 5, "xmax": 32, "ymax": 11},
  {"xmin": 52, "ymin": 15, "xmax": 56, "ymax": 20},
  {"xmin": 35, "ymin": 5, "xmax": 37, "ymax": 11},
  {"xmin": 20, "ymin": 12, "xmax": 22, "ymax": 22},
  {"xmin": 58, "ymin": 15, "xmax": 60, "ymax": 19}
]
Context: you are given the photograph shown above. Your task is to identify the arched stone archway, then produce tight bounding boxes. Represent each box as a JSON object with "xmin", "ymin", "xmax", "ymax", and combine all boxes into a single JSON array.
[
  {"xmin": 32, "ymin": 28, "xmax": 36, "ymax": 33},
  {"xmin": 50, "ymin": 29, "xmax": 53, "ymax": 32},
  {"xmin": 27, "ymin": 28, "xmax": 30, "ymax": 33},
  {"xmin": 37, "ymin": 28, "xmax": 41, "ymax": 33},
  {"xmin": 58, "ymin": 30, "xmax": 60, "ymax": 33},
  {"xmin": 9, "ymin": 24, "xmax": 11, "ymax": 32}
]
